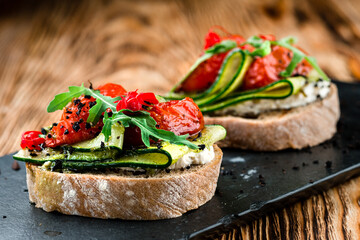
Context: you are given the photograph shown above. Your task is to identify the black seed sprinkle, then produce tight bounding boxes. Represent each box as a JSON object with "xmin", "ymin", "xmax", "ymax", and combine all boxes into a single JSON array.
[
  {"xmin": 89, "ymin": 101, "xmax": 96, "ymax": 108},
  {"xmin": 85, "ymin": 123, "xmax": 91, "ymax": 129},
  {"xmin": 292, "ymin": 166, "xmax": 300, "ymax": 170},
  {"xmin": 47, "ymin": 134, "xmax": 52, "ymax": 138},
  {"xmin": 73, "ymin": 99, "xmax": 80, "ymax": 105},
  {"xmin": 155, "ymin": 124, "xmax": 160, "ymax": 128},
  {"xmin": 78, "ymin": 118, "xmax": 84, "ymax": 123},
  {"xmin": 156, "ymin": 142, "xmax": 162, "ymax": 149},
  {"xmin": 76, "ymin": 108, "xmax": 81, "ymax": 116},
  {"xmin": 84, "ymin": 95, "xmax": 91, "ymax": 99},
  {"xmin": 46, "ymin": 153, "xmax": 50, "ymax": 156},
  {"xmin": 100, "ymin": 141, "xmax": 105, "ymax": 148},
  {"xmin": 165, "ymin": 169, "xmax": 171, "ymax": 173},
  {"xmin": 41, "ymin": 128, "xmax": 47, "ymax": 135},
  {"xmin": 72, "ymin": 122, "xmax": 81, "ymax": 132},
  {"xmin": 66, "ymin": 110, "xmax": 72, "ymax": 114},
  {"xmin": 66, "ymin": 116, "xmax": 69, "ymax": 119},
  {"xmin": 30, "ymin": 153, "xmax": 38, "ymax": 157},
  {"xmin": 325, "ymin": 161, "xmax": 332, "ymax": 168},
  {"xmin": 52, "ymin": 123, "xmax": 58, "ymax": 127},
  {"xmin": 60, "ymin": 125, "xmax": 64, "ymax": 129},
  {"xmin": 198, "ymin": 144, "xmax": 205, "ymax": 150},
  {"xmin": 186, "ymin": 166, "xmax": 191, "ymax": 169},
  {"xmin": 107, "ymin": 111, "xmax": 113, "ymax": 118},
  {"xmin": 64, "ymin": 129, "xmax": 69, "ymax": 135},
  {"xmin": 89, "ymin": 82, "xmax": 93, "ymax": 89}
]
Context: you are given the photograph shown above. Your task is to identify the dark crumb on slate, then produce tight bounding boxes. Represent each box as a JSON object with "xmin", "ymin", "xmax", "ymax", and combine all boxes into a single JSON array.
[
  {"xmin": 258, "ymin": 174, "xmax": 266, "ymax": 186},
  {"xmin": 12, "ymin": 160, "xmax": 20, "ymax": 171},
  {"xmin": 215, "ymin": 189, "xmax": 223, "ymax": 197},
  {"xmin": 342, "ymin": 149, "xmax": 349, "ymax": 155},
  {"xmin": 239, "ymin": 190, "xmax": 244, "ymax": 194},
  {"xmin": 309, "ymin": 179, "xmax": 314, "ymax": 183},
  {"xmin": 325, "ymin": 161, "xmax": 332, "ymax": 168},
  {"xmin": 313, "ymin": 160, "xmax": 319, "ymax": 164},
  {"xmin": 282, "ymin": 168, "xmax": 286, "ymax": 174},
  {"xmin": 24, "ymin": 189, "xmax": 28, "ymax": 192},
  {"xmin": 44, "ymin": 231, "xmax": 62, "ymax": 237},
  {"xmin": 3, "ymin": 216, "xmax": 6, "ymax": 219},
  {"xmin": 221, "ymin": 169, "xmax": 233, "ymax": 176},
  {"xmin": 292, "ymin": 166, "xmax": 299, "ymax": 170},
  {"xmin": 302, "ymin": 162, "xmax": 308, "ymax": 167}
]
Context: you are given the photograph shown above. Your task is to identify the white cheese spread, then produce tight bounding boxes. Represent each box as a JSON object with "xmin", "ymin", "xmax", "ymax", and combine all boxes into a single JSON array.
[
  {"xmin": 168, "ymin": 145, "xmax": 215, "ymax": 169},
  {"xmin": 214, "ymin": 80, "xmax": 331, "ymax": 117}
]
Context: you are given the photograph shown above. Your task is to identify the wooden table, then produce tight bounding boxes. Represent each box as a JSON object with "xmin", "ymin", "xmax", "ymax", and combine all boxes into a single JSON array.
[{"xmin": 1, "ymin": 0, "xmax": 359, "ymax": 238}]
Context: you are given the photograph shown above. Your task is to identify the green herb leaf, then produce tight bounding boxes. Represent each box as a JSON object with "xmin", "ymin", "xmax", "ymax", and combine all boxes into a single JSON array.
[
  {"xmin": 205, "ymin": 40, "xmax": 237, "ymax": 55},
  {"xmin": 273, "ymin": 38, "xmax": 330, "ymax": 81},
  {"xmin": 243, "ymin": 36, "xmax": 263, "ymax": 47},
  {"xmin": 249, "ymin": 40, "xmax": 271, "ymax": 57},
  {"xmin": 103, "ymin": 110, "xmax": 199, "ymax": 149},
  {"xmin": 47, "ymin": 84, "xmax": 86, "ymax": 112},
  {"xmin": 84, "ymin": 89, "xmax": 121, "ymax": 123}
]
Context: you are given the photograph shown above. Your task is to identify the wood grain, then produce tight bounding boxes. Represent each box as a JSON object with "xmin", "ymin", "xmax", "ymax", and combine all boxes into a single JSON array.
[
  {"xmin": 0, "ymin": 0, "xmax": 359, "ymax": 238},
  {"xmin": 216, "ymin": 177, "xmax": 360, "ymax": 240}
]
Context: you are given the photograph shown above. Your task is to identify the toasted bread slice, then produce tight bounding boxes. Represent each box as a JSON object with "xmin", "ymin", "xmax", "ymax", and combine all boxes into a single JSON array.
[
  {"xmin": 26, "ymin": 144, "xmax": 223, "ymax": 220},
  {"xmin": 205, "ymin": 84, "xmax": 340, "ymax": 151}
]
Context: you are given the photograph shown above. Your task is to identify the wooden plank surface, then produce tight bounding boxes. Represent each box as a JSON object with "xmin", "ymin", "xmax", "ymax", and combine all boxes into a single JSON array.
[{"xmin": 0, "ymin": 0, "xmax": 359, "ymax": 238}]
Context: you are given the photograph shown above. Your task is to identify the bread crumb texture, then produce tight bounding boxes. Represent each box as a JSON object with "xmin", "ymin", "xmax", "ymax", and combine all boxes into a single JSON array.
[{"xmin": 26, "ymin": 145, "xmax": 223, "ymax": 220}]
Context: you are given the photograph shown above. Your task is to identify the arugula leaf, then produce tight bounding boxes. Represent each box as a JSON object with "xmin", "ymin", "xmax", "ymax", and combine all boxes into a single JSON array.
[
  {"xmin": 243, "ymin": 36, "xmax": 263, "ymax": 48},
  {"xmin": 47, "ymin": 84, "xmax": 121, "ymax": 124},
  {"xmin": 249, "ymin": 40, "xmax": 271, "ymax": 57},
  {"xmin": 205, "ymin": 40, "xmax": 237, "ymax": 55},
  {"xmin": 103, "ymin": 110, "xmax": 198, "ymax": 149},
  {"xmin": 47, "ymin": 84, "xmax": 86, "ymax": 112},
  {"xmin": 84, "ymin": 89, "xmax": 121, "ymax": 123},
  {"xmin": 273, "ymin": 38, "xmax": 330, "ymax": 81}
]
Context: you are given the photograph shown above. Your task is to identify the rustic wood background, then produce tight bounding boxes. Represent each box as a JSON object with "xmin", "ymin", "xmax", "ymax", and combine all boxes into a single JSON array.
[{"xmin": 0, "ymin": 0, "xmax": 359, "ymax": 239}]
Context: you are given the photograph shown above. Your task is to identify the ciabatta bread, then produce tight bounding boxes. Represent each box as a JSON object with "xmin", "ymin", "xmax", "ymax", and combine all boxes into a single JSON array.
[
  {"xmin": 26, "ymin": 144, "xmax": 223, "ymax": 220},
  {"xmin": 205, "ymin": 84, "xmax": 340, "ymax": 151}
]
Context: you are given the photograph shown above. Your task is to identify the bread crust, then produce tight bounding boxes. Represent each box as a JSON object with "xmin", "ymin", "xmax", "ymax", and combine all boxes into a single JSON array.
[
  {"xmin": 205, "ymin": 84, "xmax": 340, "ymax": 151},
  {"xmin": 26, "ymin": 145, "xmax": 223, "ymax": 220}
]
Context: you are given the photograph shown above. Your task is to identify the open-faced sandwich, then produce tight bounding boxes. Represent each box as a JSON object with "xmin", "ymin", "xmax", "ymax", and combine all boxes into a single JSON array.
[
  {"xmin": 167, "ymin": 26, "xmax": 340, "ymax": 151},
  {"xmin": 13, "ymin": 83, "xmax": 226, "ymax": 220}
]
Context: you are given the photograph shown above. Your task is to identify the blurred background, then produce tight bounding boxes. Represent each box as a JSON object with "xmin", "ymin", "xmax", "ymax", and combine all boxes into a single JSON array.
[{"xmin": 0, "ymin": 0, "xmax": 359, "ymax": 155}]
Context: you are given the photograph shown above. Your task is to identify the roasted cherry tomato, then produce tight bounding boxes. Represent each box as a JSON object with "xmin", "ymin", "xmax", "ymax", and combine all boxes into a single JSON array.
[
  {"xmin": 123, "ymin": 97, "xmax": 204, "ymax": 148},
  {"xmin": 97, "ymin": 83, "xmax": 127, "ymax": 98},
  {"xmin": 116, "ymin": 91, "xmax": 159, "ymax": 112},
  {"xmin": 20, "ymin": 131, "xmax": 45, "ymax": 151},
  {"xmin": 204, "ymin": 26, "xmax": 245, "ymax": 50},
  {"xmin": 242, "ymin": 46, "xmax": 313, "ymax": 90},
  {"xmin": 175, "ymin": 52, "xmax": 228, "ymax": 93},
  {"xmin": 149, "ymin": 97, "xmax": 204, "ymax": 136},
  {"xmin": 177, "ymin": 26, "xmax": 246, "ymax": 93},
  {"xmin": 45, "ymin": 95, "xmax": 104, "ymax": 148}
]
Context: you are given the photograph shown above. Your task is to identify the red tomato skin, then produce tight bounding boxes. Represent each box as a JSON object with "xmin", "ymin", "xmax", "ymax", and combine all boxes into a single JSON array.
[
  {"xmin": 175, "ymin": 52, "xmax": 228, "ymax": 93},
  {"xmin": 21, "ymin": 131, "xmax": 45, "ymax": 150},
  {"xmin": 45, "ymin": 96, "xmax": 103, "ymax": 148},
  {"xmin": 149, "ymin": 97, "xmax": 204, "ymax": 136},
  {"xmin": 243, "ymin": 46, "xmax": 312, "ymax": 90},
  {"xmin": 123, "ymin": 98, "xmax": 204, "ymax": 148},
  {"xmin": 97, "ymin": 83, "xmax": 127, "ymax": 98}
]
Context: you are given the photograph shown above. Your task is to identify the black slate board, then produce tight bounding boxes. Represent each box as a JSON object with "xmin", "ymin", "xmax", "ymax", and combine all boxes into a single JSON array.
[{"xmin": 1, "ymin": 81, "xmax": 359, "ymax": 240}]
